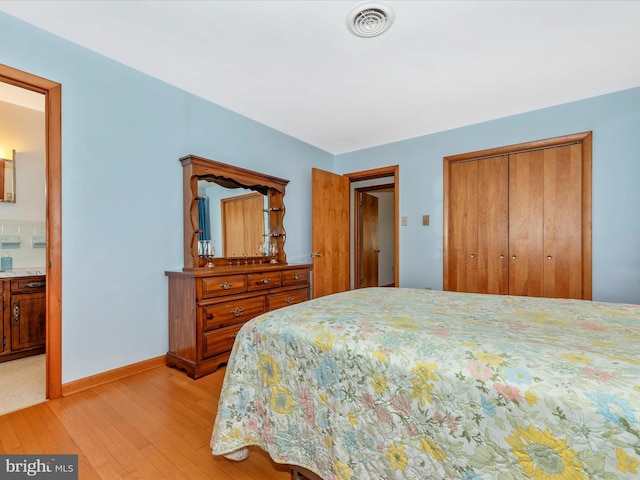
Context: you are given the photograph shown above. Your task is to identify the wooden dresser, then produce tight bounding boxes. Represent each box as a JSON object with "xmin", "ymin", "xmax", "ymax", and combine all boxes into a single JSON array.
[{"xmin": 166, "ymin": 263, "xmax": 311, "ymax": 379}]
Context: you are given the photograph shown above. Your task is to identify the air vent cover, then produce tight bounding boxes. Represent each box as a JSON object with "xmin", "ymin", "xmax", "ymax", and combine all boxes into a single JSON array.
[{"xmin": 346, "ymin": 2, "xmax": 395, "ymax": 38}]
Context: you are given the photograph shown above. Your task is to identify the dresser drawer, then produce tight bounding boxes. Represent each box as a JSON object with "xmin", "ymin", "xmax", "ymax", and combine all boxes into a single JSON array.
[
  {"xmin": 202, "ymin": 296, "xmax": 266, "ymax": 330},
  {"xmin": 282, "ymin": 268, "xmax": 309, "ymax": 286},
  {"xmin": 201, "ymin": 274, "xmax": 247, "ymax": 298},
  {"xmin": 247, "ymin": 271, "xmax": 282, "ymax": 291},
  {"xmin": 203, "ymin": 323, "xmax": 243, "ymax": 359},
  {"xmin": 268, "ymin": 287, "xmax": 310, "ymax": 311}
]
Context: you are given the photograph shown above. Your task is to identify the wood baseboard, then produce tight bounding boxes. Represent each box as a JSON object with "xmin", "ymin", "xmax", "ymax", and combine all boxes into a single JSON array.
[{"xmin": 61, "ymin": 355, "xmax": 166, "ymax": 397}]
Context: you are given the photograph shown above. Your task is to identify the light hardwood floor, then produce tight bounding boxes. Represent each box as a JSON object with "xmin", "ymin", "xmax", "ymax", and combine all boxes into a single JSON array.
[{"xmin": 0, "ymin": 365, "xmax": 291, "ymax": 480}]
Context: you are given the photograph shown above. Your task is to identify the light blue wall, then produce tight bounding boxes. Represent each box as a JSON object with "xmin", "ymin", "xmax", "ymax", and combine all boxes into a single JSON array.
[
  {"xmin": 336, "ymin": 88, "xmax": 640, "ymax": 305},
  {"xmin": 2, "ymin": 11, "xmax": 639, "ymax": 384},
  {"xmin": 1, "ymin": 12, "xmax": 333, "ymax": 382}
]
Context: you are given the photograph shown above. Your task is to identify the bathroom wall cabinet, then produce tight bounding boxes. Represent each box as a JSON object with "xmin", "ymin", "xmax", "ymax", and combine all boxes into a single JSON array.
[{"xmin": 0, "ymin": 275, "xmax": 46, "ymax": 362}]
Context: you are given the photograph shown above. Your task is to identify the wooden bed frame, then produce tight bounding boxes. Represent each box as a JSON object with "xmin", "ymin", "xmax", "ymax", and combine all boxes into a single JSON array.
[{"xmin": 291, "ymin": 466, "xmax": 323, "ymax": 480}]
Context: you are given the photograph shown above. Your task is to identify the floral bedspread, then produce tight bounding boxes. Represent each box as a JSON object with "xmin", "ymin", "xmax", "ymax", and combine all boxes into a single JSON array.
[{"xmin": 210, "ymin": 288, "xmax": 640, "ymax": 479}]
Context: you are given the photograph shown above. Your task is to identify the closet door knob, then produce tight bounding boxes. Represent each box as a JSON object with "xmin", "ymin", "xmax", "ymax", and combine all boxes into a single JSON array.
[
  {"xmin": 500, "ymin": 255, "xmax": 505, "ymax": 259},
  {"xmin": 469, "ymin": 253, "xmax": 476, "ymax": 258},
  {"xmin": 547, "ymin": 255, "xmax": 553, "ymax": 260},
  {"xmin": 512, "ymin": 255, "xmax": 517, "ymax": 260}
]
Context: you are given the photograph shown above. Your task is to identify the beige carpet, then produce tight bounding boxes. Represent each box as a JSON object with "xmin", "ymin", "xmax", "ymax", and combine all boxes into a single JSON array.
[{"xmin": 0, "ymin": 354, "xmax": 47, "ymax": 416}]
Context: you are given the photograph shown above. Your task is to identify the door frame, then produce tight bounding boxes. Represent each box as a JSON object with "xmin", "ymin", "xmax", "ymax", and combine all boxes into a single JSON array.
[
  {"xmin": 354, "ymin": 183, "xmax": 394, "ymax": 288},
  {"xmin": 0, "ymin": 64, "xmax": 62, "ymax": 399},
  {"xmin": 344, "ymin": 165, "xmax": 399, "ymax": 288}
]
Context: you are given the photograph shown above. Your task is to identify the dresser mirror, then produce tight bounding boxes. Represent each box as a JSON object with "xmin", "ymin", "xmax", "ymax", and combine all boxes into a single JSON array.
[
  {"xmin": 180, "ymin": 155, "xmax": 289, "ymax": 269},
  {"xmin": 0, "ymin": 150, "xmax": 16, "ymax": 203}
]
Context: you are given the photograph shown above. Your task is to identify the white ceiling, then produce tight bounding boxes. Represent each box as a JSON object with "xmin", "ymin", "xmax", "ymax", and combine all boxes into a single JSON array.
[
  {"xmin": 0, "ymin": 81, "xmax": 44, "ymax": 111},
  {"xmin": 2, "ymin": 0, "xmax": 640, "ymax": 154}
]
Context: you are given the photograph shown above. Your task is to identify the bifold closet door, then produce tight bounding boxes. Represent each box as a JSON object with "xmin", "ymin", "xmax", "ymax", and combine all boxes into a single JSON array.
[
  {"xmin": 542, "ymin": 144, "xmax": 583, "ymax": 298},
  {"xmin": 477, "ymin": 156, "xmax": 509, "ymax": 294},
  {"xmin": 508, "ymin": 144, "xmax": 583, "ymax": 298},
  {"xmin": 448, "ymin": 161, "xmax": 478, "ymax": 293},
  {"xmin": 447, "ymin": 156, "xmax": 508, "ymax": 294}
]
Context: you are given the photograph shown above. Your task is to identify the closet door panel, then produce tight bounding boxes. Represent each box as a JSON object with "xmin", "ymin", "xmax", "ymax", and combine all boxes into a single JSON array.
[
  {"xmin": 509, "ymin": 151, "xmax": 544, "ymax": 297},
  {"xmin": 543, "ymin": 144, "xmax": 583, "ymax": 298},
  {"xmin": 477, "ymin": 156, "xmax": 509, "ymax": 294},
  {"xmin": 448, "ymin": 161, "xmax": 478, "ymax": 293}
]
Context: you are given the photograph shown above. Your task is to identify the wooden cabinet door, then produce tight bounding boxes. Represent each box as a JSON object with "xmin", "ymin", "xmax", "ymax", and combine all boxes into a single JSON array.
[{"xmin": 10, "ymin": 292, "xmax": 46, "ymax": 350}]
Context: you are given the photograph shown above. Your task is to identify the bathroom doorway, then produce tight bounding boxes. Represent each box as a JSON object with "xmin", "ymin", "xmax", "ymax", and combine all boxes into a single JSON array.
[{"xmin": 0, "ymin": 63, "xmax": 62, "ymax": 401}]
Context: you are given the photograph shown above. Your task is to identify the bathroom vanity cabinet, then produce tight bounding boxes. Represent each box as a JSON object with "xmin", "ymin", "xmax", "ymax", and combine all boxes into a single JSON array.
[{"xmin": 0, "ymin": 274, "xmax": 46, "ymax": 362}]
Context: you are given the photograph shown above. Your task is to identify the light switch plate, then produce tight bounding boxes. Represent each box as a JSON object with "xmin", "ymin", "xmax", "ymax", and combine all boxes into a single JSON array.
[
  {"xmin": 422, "ymin": 215, "xmax": 430, "ymax": 226},
  {"xmin": 401, "ymin": 216, "xmax": 408, "ymax": 226}
]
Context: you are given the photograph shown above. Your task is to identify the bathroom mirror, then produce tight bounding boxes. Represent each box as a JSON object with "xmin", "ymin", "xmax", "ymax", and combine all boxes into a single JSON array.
[
  {"xmin": 0, "ymin": 150, "xmax": 16, "ymax": 203},
  {"xmin": 180, "ymin": 155, "xmax": 289, "ymax": 269}
]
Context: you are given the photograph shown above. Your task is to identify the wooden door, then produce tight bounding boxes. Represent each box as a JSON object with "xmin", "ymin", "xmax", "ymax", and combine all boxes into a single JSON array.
[
  {"xmin": 312, "ymin": 168, "xmax": 350, "ymax": 298},
  {"xmin": 447, "ymin": 161, "xmax": 479, "ymax": 292},
  {"xmin": 509, "ymin": 150, "xmax": 545, "ymax": 296},
  {"xmin": 361, "ymin": 192, "xmax": 379, "ymax": 288},
  {"xmin": 542, "ymin": 144, "xmax": 583, "ymax": 298},
  {"xmin": 445, "ymin": 132, "xmax": 591, "ymax": 300},
  {"xmin": 221, "ymin": 192, "xmax": 264, "ymax": 257},
  {"xmin": 509, "ymin": 144, "xmax": 583, "ymax": 298},
  {"xmin": 446, "ymin": 157, "xmax": 508, "ymax": 294},
  {"xmin": 477, "ymin": 156, "xmax": 509, "ymax": 294}
]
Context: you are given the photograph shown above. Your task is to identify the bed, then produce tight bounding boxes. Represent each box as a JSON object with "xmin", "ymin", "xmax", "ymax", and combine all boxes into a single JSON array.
[{"xmin": 210, "ymin": 287, "xmax": 640, "ymax": 479}]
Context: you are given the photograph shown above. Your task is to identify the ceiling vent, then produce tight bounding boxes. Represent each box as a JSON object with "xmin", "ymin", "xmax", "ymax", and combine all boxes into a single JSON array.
[{"xmin": 346, "ymin": 2, "xmax": 395, "ymax": 38}]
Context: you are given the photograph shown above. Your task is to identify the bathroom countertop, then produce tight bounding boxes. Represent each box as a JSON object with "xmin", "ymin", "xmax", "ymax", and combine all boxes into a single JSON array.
[{"xmin": 0, "ymin": 269, "xmax": 46, "ymax": 278}]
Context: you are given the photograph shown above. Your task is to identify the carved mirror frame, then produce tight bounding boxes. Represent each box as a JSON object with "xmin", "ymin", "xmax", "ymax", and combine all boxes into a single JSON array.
[{"xmin": 180, "ymin": 155, "xmax": 289, "ymax": 269}]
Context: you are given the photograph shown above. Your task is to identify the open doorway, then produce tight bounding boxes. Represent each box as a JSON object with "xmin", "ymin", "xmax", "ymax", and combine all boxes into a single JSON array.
[
  {"xmin": 353, "ymin": 183, "xmax": 395, "ymax": 288},
  {"xmin": 345, "ymin": 165, "xmax": 398, "ymax": 291},
  {"xmin": 0, "ymin": 63, "xmax": 62, "ymax": 400}
]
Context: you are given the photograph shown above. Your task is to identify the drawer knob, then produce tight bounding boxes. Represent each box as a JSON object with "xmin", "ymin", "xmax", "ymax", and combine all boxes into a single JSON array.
[
  {"xmin": 231, "ymin": 333, "xmax": 237, "ymax": 338},
  {"xmin": 293, "ymin": 274, "xmax": 300, "ymax": 280},
  {"xmin": 285, "ymin": 296, "xmax": 295, "ymax": 305},
  {"xmin": 206, "ymin": 312, "xmax": 214, "ymax": 320},
  {"xmin": 230, "ymin": 307, "xmax": 244, "ymax": 317},
  {"xmin": 220, "ymin": 281, "xmax": 232, "ymax": 290},
  {"xmin": 261, "ymin": 277, "xmax": 271, "ymax": 284}
]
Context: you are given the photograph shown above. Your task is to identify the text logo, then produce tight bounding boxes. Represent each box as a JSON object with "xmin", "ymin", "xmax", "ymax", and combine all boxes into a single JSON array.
[{"xmin": 0, "ymin": 455, "xmax": 78, "ymax": 479}]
